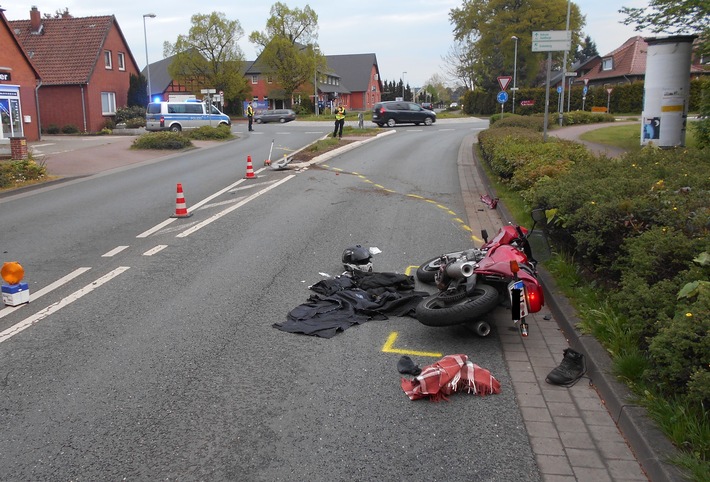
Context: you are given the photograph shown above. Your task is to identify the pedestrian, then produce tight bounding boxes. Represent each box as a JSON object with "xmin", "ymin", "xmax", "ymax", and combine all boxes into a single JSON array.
[
  {"xmin": 332, "ymin": 103, "xmax": 345, "ymax": 139},
  {"xmin": 247, "ymin": 101, "xmax": 254, "ymax": 131}
]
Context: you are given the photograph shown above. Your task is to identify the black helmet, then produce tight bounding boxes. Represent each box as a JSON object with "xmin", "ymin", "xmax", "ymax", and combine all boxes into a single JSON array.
[{"xmin": 342, "ymin": 245, "xmax": 373, "ymax": 272}]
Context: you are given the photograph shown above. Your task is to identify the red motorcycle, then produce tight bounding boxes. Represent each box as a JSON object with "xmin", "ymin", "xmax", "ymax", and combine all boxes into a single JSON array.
[{"xmin": 414, "ymin": 211, "xmax": 546, "ymax": 337}]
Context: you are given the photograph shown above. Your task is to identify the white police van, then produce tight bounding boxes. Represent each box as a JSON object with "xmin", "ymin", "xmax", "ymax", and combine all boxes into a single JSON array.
[{"xmin": 145, "ymin": 100, "xmax": 231, "ymax": 132}]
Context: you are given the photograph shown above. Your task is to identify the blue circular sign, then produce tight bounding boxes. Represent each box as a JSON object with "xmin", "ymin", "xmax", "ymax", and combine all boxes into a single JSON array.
[
  {"xmin": 497, "ymin": 91, "xmax": 508, "ymax": 104},
  {"xmin": 557, "ymin": 86, "xmax": 562, "ymax": 94},
  {"xmin": 583, "ymin": 86, "xmax": 588, "ymax": 95}
]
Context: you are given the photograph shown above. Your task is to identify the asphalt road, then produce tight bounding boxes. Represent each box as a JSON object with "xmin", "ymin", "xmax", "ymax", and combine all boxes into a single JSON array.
[{"xmin": 0, "ymin": 120, "xmax": 545, "ymax": 480}]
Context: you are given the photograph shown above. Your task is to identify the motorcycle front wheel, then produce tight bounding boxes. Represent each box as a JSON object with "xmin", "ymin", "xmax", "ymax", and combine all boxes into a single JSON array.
[
  {"xmin": 415, "ymin": 284, "xmax": 500, "ymax": 327},
  {"xmin": 416, "ymin": 251, "xmax": 465, "ymax": 284}
]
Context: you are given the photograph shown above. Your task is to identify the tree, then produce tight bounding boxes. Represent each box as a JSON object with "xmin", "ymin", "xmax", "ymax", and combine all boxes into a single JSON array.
[
  {"xmin": 249, "ymin": 2, "xmax": 325, "ymax": 107},
  {"xmin": 127, "ymin": 73, "xmax": 147, "ymax": 107},
  {"xmin": 441, "ymin": 39, "xmax": 479, "ymax": 90},
  {"xmin": 164, "ymin": 12, "xmax": 250, "ymax": 110},
  {"xmin": 620, "ymin": 0, "xmax": 709, "ymax": 55},
  {"xmin": 450, "ymin": 0, "xmax": 585, "ymax": 91},
  {"xmin": 574, "ymin": 35, "xmax": 599, "ymax": 63}
]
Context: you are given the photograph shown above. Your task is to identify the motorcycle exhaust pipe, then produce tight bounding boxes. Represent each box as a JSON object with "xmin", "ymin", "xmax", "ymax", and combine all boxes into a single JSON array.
[{"xmin": 445, "ymin": 260, "xmax": 476, "ymax": 279}]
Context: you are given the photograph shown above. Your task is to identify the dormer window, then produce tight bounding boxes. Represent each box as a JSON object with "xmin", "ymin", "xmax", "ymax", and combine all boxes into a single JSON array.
[{"xmin": 602, "ymin": 57, "xmax": 613, "ymax": 71}]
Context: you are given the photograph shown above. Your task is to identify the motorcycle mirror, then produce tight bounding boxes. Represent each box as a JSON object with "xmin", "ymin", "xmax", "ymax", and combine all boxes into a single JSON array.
[
  {"xmin": 481, "ymin": 229, "xmax": 488, "ymax": 243},
  {"xmin": 531, "ymin": 209, "xmax": 546, "ymax": 224}
]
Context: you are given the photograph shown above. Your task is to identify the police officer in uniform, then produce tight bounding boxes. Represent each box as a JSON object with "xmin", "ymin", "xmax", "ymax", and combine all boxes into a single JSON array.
[
  {"xmin": 333, "ymin": 104, "xmax": 345, "ymax": 139},
  {"xmin": 247, "ymin": 102, "xmax": 254, "ymax": 131}
]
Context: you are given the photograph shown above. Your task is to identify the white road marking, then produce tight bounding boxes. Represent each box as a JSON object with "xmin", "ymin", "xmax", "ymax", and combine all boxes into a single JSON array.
[
  {"xmin": 177, "ymin": 175, "xmax": 295, "ymax": 237},
  {"xmin": 0, "ymin": 267, "xmax": 130, "ymax": 343},
  {"xmin": 143, "ymin": 245, "xmax": 168, "ymax": 256},
  {"xmin": 102, "ymin": 246, "xmax": 129, "ymax": 257},
  {"xmin": 137, "ymin": 218, "xmax": 178, "ymax": 238},
  {"xmin": 0, "ymin": 267, "xmax": 91, "ymax": 319},
  {"xmin": 31, "ymin": 143, "xmax": 55, "ymax": 148}
]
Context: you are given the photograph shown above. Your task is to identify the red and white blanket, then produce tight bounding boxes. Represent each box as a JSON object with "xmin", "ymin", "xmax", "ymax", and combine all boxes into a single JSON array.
[{"xmin": 401, "ymin": 354, "xmax": 501, "ymax": 401}]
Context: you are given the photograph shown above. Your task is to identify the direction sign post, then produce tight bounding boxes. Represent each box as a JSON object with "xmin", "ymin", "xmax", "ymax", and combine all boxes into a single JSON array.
[{"xmin": 532, "ymin": 30, "xmax": 571, "ymax": 52}]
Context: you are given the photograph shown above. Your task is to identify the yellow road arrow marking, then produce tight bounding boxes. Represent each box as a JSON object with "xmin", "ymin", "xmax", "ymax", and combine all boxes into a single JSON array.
[{"xmin": 382, "ymin": 332, "xmax": 442, "ymax": 358}]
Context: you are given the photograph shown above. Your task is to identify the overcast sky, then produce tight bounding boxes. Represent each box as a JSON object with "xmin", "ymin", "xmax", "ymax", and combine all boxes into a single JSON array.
[{"xmin": 4, "ymin": 0, "xmax": 654, "ymax": 86}]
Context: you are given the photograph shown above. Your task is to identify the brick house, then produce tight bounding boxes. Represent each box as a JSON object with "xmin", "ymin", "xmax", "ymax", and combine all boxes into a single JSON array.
[
  {"xmin": 10, "ymin": 7, "xmax": 140, "ymax": 133},
  {"xmin": 0, "ymin": 7, "xmax": 41, "ymax": 147},
  {"xmin": 552, "ymin": 36, "xmax": 708, "ymax": 89},
  {"xmin": 244, "ymin": 52, "xmax": 382, "ymax": 111}
]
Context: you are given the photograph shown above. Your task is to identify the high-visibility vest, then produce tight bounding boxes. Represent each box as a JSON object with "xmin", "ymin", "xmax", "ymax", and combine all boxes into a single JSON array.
[
  {"xmin": 335, "ymin": 107, "xmax": 345, "ymax": 120},
  {"xmin": 247, "ymin": 105, "xmax": 254, "ymax": 116}
]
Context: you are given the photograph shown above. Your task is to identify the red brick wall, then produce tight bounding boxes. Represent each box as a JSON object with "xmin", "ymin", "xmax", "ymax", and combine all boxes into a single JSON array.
[
  {"xmin": 38, "ymin": 85, "xmax": 86, "ymax": 132},
  {"xmin": 0, "ymin": 17, "xmax": 41, "ymax": 141}
]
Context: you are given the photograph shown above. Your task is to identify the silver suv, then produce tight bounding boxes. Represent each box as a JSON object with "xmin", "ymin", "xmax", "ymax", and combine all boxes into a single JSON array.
[{"xmin": 371, "ymin": 101, "xmax": 436, "ymax": 127}]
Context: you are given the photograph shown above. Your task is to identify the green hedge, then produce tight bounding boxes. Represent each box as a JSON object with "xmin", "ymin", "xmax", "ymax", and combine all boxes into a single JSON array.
[
  {"xmin": 463, "ymin": 78, "xmax": 706, "ymax": 116},
  {"xmin": 131, "ymin": 132, "xmax": 193, "ymax": 150},
  {"xmin": 478, "ymin": 121, "xmax": 709, "ymax": 475}
]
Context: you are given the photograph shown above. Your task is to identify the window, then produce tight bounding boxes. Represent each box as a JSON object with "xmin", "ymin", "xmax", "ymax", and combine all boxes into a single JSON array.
[
  {"xmin": 602, "ymin": 57, "xmax": 613, "ymax": 71},
  {"xmin": 251, "ymin": 75, "xmax": 258, "ymax": 84},
  {"xmin": 267, "ymin": 75, "xmax": 273, "ymax": 84},
  {"xmin": 101, "ymin": 92, "xmax": 116, "ymax": 115},
  {"xmin": 104, "ymin": 50, "xmax": 112, "ymax": 69},
  {"xmin": 117, "ymin": 52, "xmax": 125, "ymax": 71}
]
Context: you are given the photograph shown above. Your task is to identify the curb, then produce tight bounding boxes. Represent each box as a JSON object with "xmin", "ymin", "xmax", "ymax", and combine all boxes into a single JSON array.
[
  {"xmin": 290, "ymin": 130, "xmax": 396, "ymax": 168},
  {"xmin": 538, "ymin": 269, "xmax": 686, "ymax": 482},
  {"xmin": 469, "ymin": 140, "xmax": 686, "ymax": 482}
]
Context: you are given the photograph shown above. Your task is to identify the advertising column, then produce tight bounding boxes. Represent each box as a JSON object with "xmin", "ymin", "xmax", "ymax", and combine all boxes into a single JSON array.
[{"xmin": 641, "ymin": 35, "xmax": 697, "ymax": 147}]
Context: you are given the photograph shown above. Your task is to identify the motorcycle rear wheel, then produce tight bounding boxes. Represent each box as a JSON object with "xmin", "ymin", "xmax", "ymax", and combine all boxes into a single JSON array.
[
  {"xmin": 415, "ymin": 284, "xmax": 499, "ymax": 327},
  {"xmin": 416, "ymin": 251, "xmax": 465, "ymax": 284}
]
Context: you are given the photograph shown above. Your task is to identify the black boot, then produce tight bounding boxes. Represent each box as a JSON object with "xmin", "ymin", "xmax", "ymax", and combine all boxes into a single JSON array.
[{"xmin": 546, "ymin": 348, "xmax": 586, "ymax": 387}]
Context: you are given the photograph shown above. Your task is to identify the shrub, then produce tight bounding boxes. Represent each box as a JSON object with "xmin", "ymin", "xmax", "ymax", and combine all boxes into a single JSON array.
[
  {"xmin": 563, "ymin": 110, "xmax": 615, "ymax": 125},
  {"xmin": 61, "ymin": 124, "xmax": 79, "ymax": 134},
  {"xmin": 131, "ymin": 132, "xmax": 193, "ymax": 150},
  {"xmin": 45, "ymin": 124, "xmax": 60, "ymax": 134},
  {"xmin": 185, "ymin": 124, "xmax": 232, "ymax": 140},
  {"xmin": 103, "ymin": 118, "xmax": 116, "ymax": 130},
  {"xmin": 115, "ymin": 106, "xmax": 146, "ymax": 124},
  {"xmin": 490, "ymin": 114, "xmax": 545, "ymax": 131},
  {"xmin": 0, "ymin": 157, "xmax": 47, "ymax": 188},
  {"xmin": 125, "ymin": 117, "xmax": 146, "ymax": 128}
]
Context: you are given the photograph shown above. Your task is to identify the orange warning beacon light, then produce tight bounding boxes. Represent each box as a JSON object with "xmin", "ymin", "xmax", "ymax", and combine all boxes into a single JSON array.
[
  {"xmin": 2, "ymin": 261, "xmax": 30, "ymax": 306},
  {"xmin": 1, "ymin": 261, "xmax": 24, "ymax": 285}
]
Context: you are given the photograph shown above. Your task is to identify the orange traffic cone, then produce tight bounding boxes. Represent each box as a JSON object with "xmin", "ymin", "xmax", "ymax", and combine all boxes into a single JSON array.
[
  {"xmin": 171, "ymin": 183, "xmax": 192, "ymax": 218},
  {"xmin": 245, "ymin": 155, "xmax": 257, "ymax": 179}
]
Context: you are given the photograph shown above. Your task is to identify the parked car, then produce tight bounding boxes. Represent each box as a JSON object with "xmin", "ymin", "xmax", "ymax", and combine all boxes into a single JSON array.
[
  {"xmin": 254, "ymin": 109, "xmax": 296, "ymax": 124},
  {"xmin": 421, "ymin": 102, "xmax": 434, "ymax": 110},
  {"xmin": 146, "ymin": 101, "xmax": 231, "ymax": 132},
  {"xmin": 371, "ymin": 101, "xmax": 436, "ymax": 127},
  {"xmin": 449, "ymin": 102, "xmax": 459, "ymax": 109}
]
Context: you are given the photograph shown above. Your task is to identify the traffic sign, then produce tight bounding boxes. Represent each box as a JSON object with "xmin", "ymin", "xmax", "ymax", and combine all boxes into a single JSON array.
[
  {"xmin": 532, "ymin": 30, "xmax": 572, "ymax": 52},
  {"xmin": 557, "ymin": 86, "xmax": 562, "ymax": 94},
  {"xmin": 497, "ymin": 91, "xmax": 508, "ymax": 104},
  {"xmin": 533, "ymin": 30, "xmax": 571, "ymax": 42},
  {"xmin": 583, "ymin": 86, "xmax": 588, "ymax": 95},
  {"xmin": 520, "ymin": 100, "xmax": 535, "ymax": 106},
  {"xmin": 497, "ymin": 76, "xmax": 512, "ymax": 91}
]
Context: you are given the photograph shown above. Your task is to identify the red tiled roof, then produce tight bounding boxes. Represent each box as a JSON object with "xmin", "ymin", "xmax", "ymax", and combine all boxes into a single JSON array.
[
  {"xmin": 9, "ymin": 15, "xmax": 114, "ymax": 85},
  {"xmin": 582, "ymin": 36, "xmax": 648, "ymax": 82}
]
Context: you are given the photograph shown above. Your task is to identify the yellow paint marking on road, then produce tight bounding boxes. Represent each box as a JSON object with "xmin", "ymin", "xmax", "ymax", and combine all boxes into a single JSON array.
[
  {"xmin": 363, "ymin": 179, "xmax": 374, "ymax": 184},
  {"xmin": 436, "ymin": 204, "xmax": 449, "ymax": 210},
  {"xmin": 358, "ymin": 174, "xmax": 367, "ymax": 179},
  {"xmin": 332, "ymin": 167, "xmax": 344, "ymax": 172},
  {"xmin": 407, "ymin": 194, "xmax": 424, "ymax": 199},
  {"xmin": 374, "ymin": 184, "xmax": 385, "ymax": 189},
  {"xmin": 405, "ymin": 265, "xmax": 419, "ymax": 276},
  {"xmin": 425, "ymin": 199, "xmax": 437, "ymax": 204},
  {"xmin": 382, "ymin": 332, "xmax": 443, "ymax": 358}
]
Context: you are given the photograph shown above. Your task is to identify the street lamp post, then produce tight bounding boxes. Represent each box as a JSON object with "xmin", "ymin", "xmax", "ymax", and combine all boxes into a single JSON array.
[
  {"xmin": 143, "ymin": 13, "xmax": 156, "ymax": 105},
  {"xmin": 402, "ymin": 72, "xmax": 407, "ymax": 101},
  {"xmin": 511, "ymin": 36, "xmax": 518, "ymax": 114}
]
